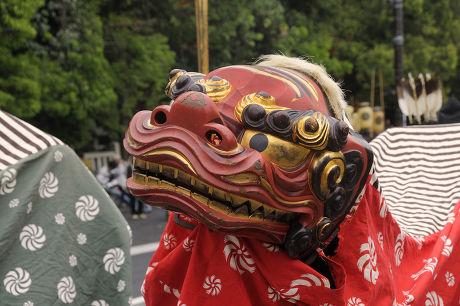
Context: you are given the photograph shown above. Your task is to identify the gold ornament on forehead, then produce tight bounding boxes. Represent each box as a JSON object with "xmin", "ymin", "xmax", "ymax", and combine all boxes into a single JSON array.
[
  {"xmin": 235, "ymin": 91, "xmax": 288, "ymax": 123},
  {"xmin": 197, "ymin": 76, "xmax": 232, "ymax": 103}
]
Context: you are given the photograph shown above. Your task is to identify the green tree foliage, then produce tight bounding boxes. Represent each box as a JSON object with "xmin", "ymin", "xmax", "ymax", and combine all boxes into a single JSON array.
[
  {"xmin": 103, "ymin": 14, "xmax": 175, "ymax": 129},
  {"xmin": 27, "ymin": 0, "xmax": 118, "ymax": 149},
  {"xmin": 2, "ymin": 0, "xmax": 460, "ymax": 150},
  {"xmin": 0, "ymin": 0, "xmax": 43, "ymax": 116}
]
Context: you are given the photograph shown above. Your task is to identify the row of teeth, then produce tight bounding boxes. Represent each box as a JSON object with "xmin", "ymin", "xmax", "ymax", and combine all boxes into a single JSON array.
[{"xmin": 133, "ymin": 158, "xmax": 295, "ymax": 223}]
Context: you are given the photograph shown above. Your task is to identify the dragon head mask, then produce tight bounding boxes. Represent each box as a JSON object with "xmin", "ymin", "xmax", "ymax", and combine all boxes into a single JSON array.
[{"xmin": 124, "ymin": 55, "xmax": 373, "ymax": 260}]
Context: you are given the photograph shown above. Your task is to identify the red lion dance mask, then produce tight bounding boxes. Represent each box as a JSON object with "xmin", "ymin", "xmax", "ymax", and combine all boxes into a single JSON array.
[{"xmin": 124, "ymin": 55, "xmax": 373, "ymax": 261}]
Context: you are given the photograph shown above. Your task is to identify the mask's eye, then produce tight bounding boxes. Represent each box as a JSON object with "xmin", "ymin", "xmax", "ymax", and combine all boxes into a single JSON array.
[{"xmin": 240, "ymin": 130, "xmax": 310, "ymax": 168}]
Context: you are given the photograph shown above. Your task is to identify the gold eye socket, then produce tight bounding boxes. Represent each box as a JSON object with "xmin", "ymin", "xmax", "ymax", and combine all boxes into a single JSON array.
[{"xmin": 240, "ymin": 130, "xmax": 310, "ymax": 168}]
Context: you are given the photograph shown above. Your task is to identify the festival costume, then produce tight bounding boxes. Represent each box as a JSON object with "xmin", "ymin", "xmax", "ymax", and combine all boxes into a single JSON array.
[
  {"xmin": 0, "ymin": 111, "xmax": 132, "ymax": 305},
  {"xmin": 124, "ymin": 55, "xmax": 460, "ymax": 305}
]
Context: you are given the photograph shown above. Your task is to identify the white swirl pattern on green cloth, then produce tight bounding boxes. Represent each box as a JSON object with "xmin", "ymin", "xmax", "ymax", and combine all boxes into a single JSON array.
[
  {"xmin": 3, "ymin": 267, "xmax": 32, "ymax": 296},
  {"xmin": 0, "ymin": 168, "xmax": 17, "ymax": 194},
  {"xmin": 91, "ymin": 300, "xmax": 109, "ymax": 306},
  {"xmin": 57, "ymin": 276, "xmax": 76, "ymax": 304},
  {"xmin": 20, "ymin": 224, "xmax": 46, "ymax": 251},
  {"xmin": 103, "ymin": 248, "xmax": 126, "ymax": 275},
  {"xmin": 75, "ymin": 195, "xmax": 100, "ymax": 221},
  {"xmin": 0, "ymin": 145, "xmax": 131, "ymax": 305},
  {"xmin": 38, "ymin": 172, "xmax": 59, "ymax": 198}
]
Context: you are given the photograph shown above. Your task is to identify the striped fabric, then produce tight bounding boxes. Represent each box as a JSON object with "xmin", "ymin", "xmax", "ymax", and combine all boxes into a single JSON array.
[
  {"xmin": 370, "ymin": 123, "xmax": 460, "ymax": 236},
  {"xmin": 0, "ymin": 110, "xmax": 63, "ymax": 171}
]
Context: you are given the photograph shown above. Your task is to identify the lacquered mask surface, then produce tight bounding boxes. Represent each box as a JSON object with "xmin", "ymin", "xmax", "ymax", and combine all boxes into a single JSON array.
[{"xmin": 124, "ymin": 64, "xmax": 373, "ymax": 257}]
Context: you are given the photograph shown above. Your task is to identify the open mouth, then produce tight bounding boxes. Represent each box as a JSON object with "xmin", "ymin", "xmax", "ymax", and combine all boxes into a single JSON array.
[{"xmin": 131, "ymin": 157, "xmax": 296, "ymax": 224}]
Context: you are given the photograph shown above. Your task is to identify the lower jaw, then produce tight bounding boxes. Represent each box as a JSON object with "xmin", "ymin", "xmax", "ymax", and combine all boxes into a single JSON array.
[{"xmin": 127, "ymin": 179, "xmax": 290, "ymax": 243}]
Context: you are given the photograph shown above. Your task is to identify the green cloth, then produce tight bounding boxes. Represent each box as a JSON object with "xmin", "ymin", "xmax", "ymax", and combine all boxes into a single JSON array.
[{"xmin": 0, "ymin": 145, "xmax": 132, "ymax": 305}]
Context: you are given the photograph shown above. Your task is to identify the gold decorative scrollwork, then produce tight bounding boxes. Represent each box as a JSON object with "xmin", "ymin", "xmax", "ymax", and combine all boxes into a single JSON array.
[
  {"xmin": 197, "ymin": 77, "xmax": 232, "ymax": 103},
  {"xmin": 292, "ymin": 112, "xmax": 330, "ymax": 151},
  {"xmin": 308, "ymin": 150, "xmax": 345, "ymax": 201},
  {"xmin": 235, "ymin": 92, "xmax": 287, "ymax": 123},
  {"xmin": 165, "ymin": 70, "xmax": 185, "ymax": 97}
]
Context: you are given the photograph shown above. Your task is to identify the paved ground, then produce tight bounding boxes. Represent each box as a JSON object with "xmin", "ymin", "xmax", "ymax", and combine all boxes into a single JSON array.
[{"xmin": 118, "ymin": 203, "xmax": 169, "ymax": 305}]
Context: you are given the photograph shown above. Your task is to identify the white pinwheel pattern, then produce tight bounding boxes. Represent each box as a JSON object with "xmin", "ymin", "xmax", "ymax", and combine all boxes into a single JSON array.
[
  {"xmin": 38, "ymin": 172, "xmax": 59, "ymax": 198},
  {"xmin": 440, "ymin": 236, "xmax": 452, "ymax": 257},
  {"xmin": 268, "ymin": 273, "xmax": 330, "ymax": 303},
  {"xmin": 75, "ymin": 195, "xmax": 100, "ymax": 221},
  {"xmin": 347, "ymin": 297, "xmax": 365, "ymax": 306},
  {"xmin": 54, "ymin": 150, "xmax": 63, "ymax": 162},
  {"xmin": 203, "ymin": 275, "xmax": 222, "ymax": 296},
  {"xmin": 0, "ymin": 168, "xmax": 17, "ymax": 194},
  {"xmin": 103, "ymin": 248, "xmax": 125, "ymax": 274},
  {"xmin": 267, "ymin": 286, "xmax": 281, "ymax": 302},
  {"xmin": 23, "ymin": 301, "xmax": 33, "ymax": 306},
  {"xmin": 411, "ymin": 257, "xmax": 438, "ymax": 280},
  {"xmin": 55, "ymin": 213, "xmax": 65, "ymax": 224},
  {"xmin": 223, "ymin": 235, "xmax": 256, "ymax": 274},
  {"xmin": 163, "ymin": 233, "xmax": 177, "ymax": 250},
  {"xmin": 20, "ymin": 224, "xmax": 46, "ymax": 251},
  {"xmin": 91, "ymin": 300, "xmax": 109, "ymax": 306},
  {"xmin": 57, "ymin": 276, "xmax": 76, "ymax": 304},
  {"xmin": 69, "ymin": 255, "xmax": 77, "ymax": 267},
  {"xmin": 9, "ymin": 198, "xmax": 19, "ymax": 208},
  {"xmin": 445, "ymin": 271, "xmax": 455, "ymax": 287},
  {"xmin": 394, "ymin": 233, "xmax": 405, "ymax": 266},
  {"xmin": 182, "ymin": 237, "xmax": 194, "ymax": 252},
  {"xmin": 262, "ymin": 242, "xmax": 279, "ymax": 252},
  {"xmin": 117, "ymin": 280, "xmax": 126, "ymax": 292},
  {"xmin": 3, "ymin": 267, "xmax": 31, "ymax": 296},
  {"xmin": 357, "ymin": 236, "xmax": 379, "ymax": 284},
  {"xmin": 425, "ymin": 291, "xmax": 444, "ymax": 306}
]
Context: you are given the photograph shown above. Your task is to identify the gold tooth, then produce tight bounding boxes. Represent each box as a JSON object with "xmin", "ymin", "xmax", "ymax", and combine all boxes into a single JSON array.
[
  {"xmin": 159, "ymin": 180, "xmax": 175, "ymax": 189},
  {"xmin": 159, "ymin": 164, "xmax": 163, "ymax": 173},
  {"xmin": 225, "ymin": 193, "xmax": 231, "ymax": 202},
  {"xmin": 230, "ymin": 194, "xmax": 248, "ymax": 207},
  {"xmin": 162, "ymin": 166, "xmax": 175, "ymax": 178},
  {"xmin": 173, "ymin": 169, "xmax": 179, "ymax": 179},
  {"xmin": 190, "ymin": 177, "xmax": 196, "ymax": 186},
  {"xmin": 232, "ymin": 204, "xmax": 249, "ymax": 216},
  {"xmin": 212, "ymin": 189, "xmax": 228, "ymax": 203},
  {"xmin": 210, "ymin": 200, "xmax": 231, "ymax": 214},
  {"xmin": 194, "ymin": 180, "xmax": 209, "ymax": 194},
  {"xmin": 148, "ymin": 162, "xmax": 159, "ymax": 172},
  {"xmin": 147, "ymin": 176, "xmax": 159, "ymax": 186},
  {"xmin": 134, "ymin": 158, "xmax": 146, "ymax": 169},
  {"xmin": 191, "ymin": 192, "xmax": 208, "ymax": 204},
  {"xmin": 133, "ymin": 172, "xmax": 147, "ymax": 184},
  {"xmin": 177, "ymin": 171, "xmax": 191, "ymax": 185},
  {"xmin": 175, "ymin": 186, "xmax": 191, "ymax": 196},
  {"xmin": 249, "ymin": 204, "xmax": 265, "ymax": 219},
  {"xmin": 208, "ymin": 186, "xmax": 213, "ymax": 195}
]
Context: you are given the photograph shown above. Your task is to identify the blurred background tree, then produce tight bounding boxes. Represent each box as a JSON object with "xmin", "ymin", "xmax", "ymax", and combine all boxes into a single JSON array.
[{"xmin": 1, "ymin": 0, "xmax": 460, "ymax": 151}]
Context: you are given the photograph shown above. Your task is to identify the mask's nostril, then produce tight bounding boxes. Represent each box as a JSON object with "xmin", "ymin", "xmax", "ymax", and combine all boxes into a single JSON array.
[
  {"xmin": 154, "ymin": 111, "xmax": 167, "ymax": 125},
  {"xmin": 206, "ymin": 130, "xmax": 222, "ymax": 146}
]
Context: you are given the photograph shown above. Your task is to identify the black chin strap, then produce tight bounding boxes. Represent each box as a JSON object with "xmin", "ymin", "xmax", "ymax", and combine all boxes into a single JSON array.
[{"xmin": 173, "ymin": 213, "xmax": 197, "ymax": 230}]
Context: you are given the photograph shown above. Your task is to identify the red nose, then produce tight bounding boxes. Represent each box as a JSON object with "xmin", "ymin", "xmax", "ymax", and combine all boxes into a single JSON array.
[{"xmin": 150, "ymin": 91, "xmax": 238, "ymax": 151}]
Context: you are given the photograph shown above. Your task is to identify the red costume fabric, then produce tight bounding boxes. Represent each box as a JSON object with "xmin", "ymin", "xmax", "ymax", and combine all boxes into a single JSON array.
[{"xmin": 142, "ymin": 176, "xmax": 460, "ymax": 305}]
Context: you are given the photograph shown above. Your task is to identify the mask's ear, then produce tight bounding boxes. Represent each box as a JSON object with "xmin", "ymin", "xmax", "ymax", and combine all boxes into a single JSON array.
[{"xmin": 284, "ymin": 129, "xmax": 373, "ymax": 261}]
